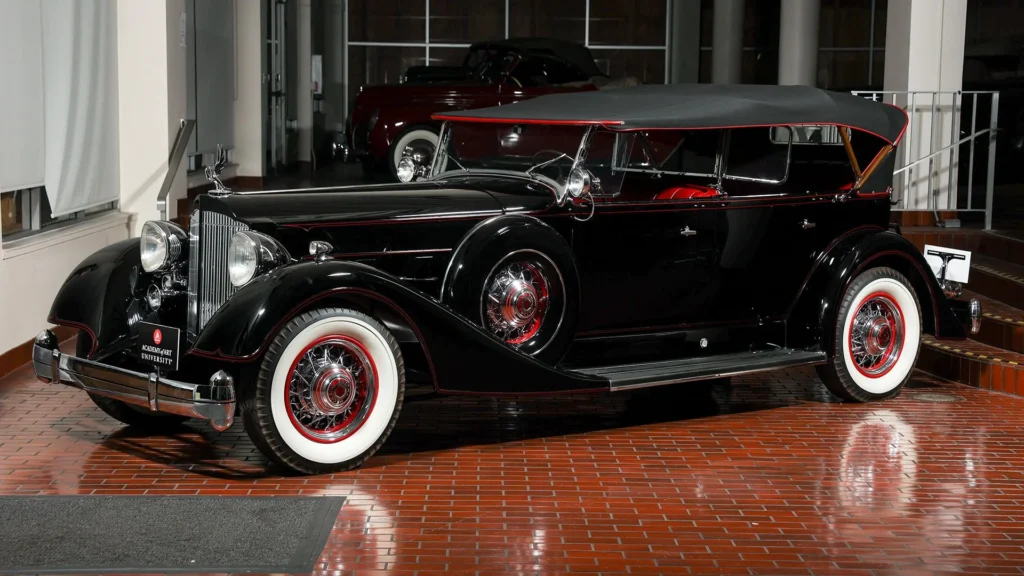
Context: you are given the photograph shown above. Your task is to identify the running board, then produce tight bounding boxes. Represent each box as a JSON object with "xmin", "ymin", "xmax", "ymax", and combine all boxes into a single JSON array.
[{"xmin": 570, "ymin": 348, "xmax": 827, "ymax": 391}]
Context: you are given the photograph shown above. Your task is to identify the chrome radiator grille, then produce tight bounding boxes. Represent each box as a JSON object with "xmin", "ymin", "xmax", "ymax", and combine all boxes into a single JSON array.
[{"xmin": 186, "ymin": 209, "xmax": 249, "ymax": 341}]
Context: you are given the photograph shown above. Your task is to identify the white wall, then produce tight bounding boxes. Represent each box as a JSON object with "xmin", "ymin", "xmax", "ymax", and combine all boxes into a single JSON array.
[
  {"xmin": 117, "ymin": 0, "xmax": 187, "ymax": 234},
  {"xmin": 0, "ymin": 214, "xmax": 130, "ymax": 353}
]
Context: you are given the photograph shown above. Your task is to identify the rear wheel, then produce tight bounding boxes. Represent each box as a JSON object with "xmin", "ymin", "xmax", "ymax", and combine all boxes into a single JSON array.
[
  {"xmin": 817, "ymin": 267, "xmax": 922, "ymax": 402},
  {"xmin": 242, "ymin": 308, "xmax": 405, "ymax": 474},
  {"xmin": 77, "ymin": 331, "xmax": 192, "ymax": 431}
]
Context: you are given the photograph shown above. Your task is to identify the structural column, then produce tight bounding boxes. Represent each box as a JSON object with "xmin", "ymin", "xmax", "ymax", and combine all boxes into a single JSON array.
[
  {"xmin": 670, "ymin": 0, "xmax": 701, "ymax": 84},
  {"xmin": 711, "ymin": 0, "xmax": 744, "ymax": 84},
  {"xmin": 327, "ymin": 0, "xmax": 347, "ymax": 133},
  {"xmin": 116, "ymin": 0, "xmax": 188, "ymax": 234},
  {"xmin": 234, "ymin": 0, "xmax": 264, "ymax": 179},
  {"xmin": 777, "ymin": 0, "xmax": 820, "ymax": 86},
  {"xmin": 884, "ymin": 0, "xmax": 967, "ymax": 211},
  {"xmin": 296, "ymin": 0, "xmax": 313, "ymax": 169}
]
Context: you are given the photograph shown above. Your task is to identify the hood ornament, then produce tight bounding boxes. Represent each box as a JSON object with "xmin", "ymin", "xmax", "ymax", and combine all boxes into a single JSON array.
[{"xmin": 205, "ymin": 144, "xmax": 232, "ymax": 196}]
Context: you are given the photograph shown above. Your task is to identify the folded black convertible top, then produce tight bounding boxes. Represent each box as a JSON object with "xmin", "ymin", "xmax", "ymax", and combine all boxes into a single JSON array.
[{"xmin": 434, "ymin": 84, "xmax": 909, "ymax": 145}]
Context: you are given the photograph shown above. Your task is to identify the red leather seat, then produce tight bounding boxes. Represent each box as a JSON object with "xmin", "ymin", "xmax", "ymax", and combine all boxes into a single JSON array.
[{"xmin": 654, "ymin": 184, "xmax": 720, "ymax": 200}]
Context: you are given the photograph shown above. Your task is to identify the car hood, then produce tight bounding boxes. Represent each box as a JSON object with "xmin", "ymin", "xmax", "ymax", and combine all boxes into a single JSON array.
[{"xmin": 203, "ymin": 177, "xmax": 557, "ymax": 230}]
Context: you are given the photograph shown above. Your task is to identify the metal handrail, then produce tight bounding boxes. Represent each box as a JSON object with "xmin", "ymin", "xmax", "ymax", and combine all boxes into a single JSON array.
[
  {"xmin": 157, "ymin": 119, "xmax": 197, "ymax": 221},
  {"xmin": 892, "ymin": 128, "xmax": 997, "ymax": 175}
]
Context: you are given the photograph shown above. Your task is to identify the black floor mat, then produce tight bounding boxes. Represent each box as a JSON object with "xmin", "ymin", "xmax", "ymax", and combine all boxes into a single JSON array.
[{"xmin": 0, "ymin": 496, "xmax": 345, "ymax": 574}]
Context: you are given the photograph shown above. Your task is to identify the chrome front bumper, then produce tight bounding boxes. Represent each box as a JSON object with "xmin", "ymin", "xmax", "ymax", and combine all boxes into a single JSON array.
[{"xmin": 32, "ymin": 330, "xmax": 236, "ymax": 431}]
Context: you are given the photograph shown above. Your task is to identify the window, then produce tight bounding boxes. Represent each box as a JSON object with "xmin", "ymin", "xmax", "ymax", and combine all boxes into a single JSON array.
[
  {"xmin": 724, "ymin": 127, "xmax": 791, "ymax": 183},
  {"xmin": 1, "ymin": 187, "xmax": 118, "ymax": 242}
]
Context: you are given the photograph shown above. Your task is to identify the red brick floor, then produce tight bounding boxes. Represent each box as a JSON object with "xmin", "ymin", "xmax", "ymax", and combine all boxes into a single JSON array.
[{"xmin": 4, "ymin": 346, "xmax": 1024, "ymax": 574}]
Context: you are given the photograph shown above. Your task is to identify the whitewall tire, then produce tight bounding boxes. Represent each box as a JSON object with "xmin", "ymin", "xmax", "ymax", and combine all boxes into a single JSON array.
[
  {"xmin": 388, "ymin": 127, "xmax": 438, "ymax": 180},
  {"xmin": 243, "ymin": 308, "xmax": 405, "ymax": 474},
  {"xmin": 817, "ymin": 267, "xmax": 921, "ymax": 402}
]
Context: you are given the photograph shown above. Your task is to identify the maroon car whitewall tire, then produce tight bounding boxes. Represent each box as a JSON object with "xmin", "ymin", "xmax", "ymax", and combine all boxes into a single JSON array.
[
  {"xmin": 388, "ymin": 127, "xmax": 438, "ymax": 180},
  {"xmin": 243, "ymin": 308, "xmax": 404, "ymax": 474},
  {"xmin": 818, "ymin": 267, "xmax": 921, "ymax": 402}
]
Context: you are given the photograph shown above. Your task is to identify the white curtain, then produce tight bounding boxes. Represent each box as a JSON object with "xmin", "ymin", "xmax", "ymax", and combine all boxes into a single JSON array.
[
  {"xmin": 0, "ymin": 0, "xmax": 46, "ymax": 193},
  {"xmin": 41, "ymin": 0, "xmax": 120, "ymax": 217}
]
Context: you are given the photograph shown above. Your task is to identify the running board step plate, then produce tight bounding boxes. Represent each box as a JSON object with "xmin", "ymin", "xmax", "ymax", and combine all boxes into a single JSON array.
[{"xmin": 571, "ymin": 349, "xmax": 827, "ymax": 391}]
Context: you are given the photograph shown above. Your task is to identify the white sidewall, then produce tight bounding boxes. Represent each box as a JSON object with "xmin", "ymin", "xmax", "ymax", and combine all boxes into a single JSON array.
[
  {"xmin": 840, "ymin": 277, "xmax": 921, "ymax": 395},
  {"xmin": 270, "ymin": 316, "xmax": 399, "ymax": 464},
  {"xmin": 392, "ymin": 129, "xmax": 438, "ymax": 170}
]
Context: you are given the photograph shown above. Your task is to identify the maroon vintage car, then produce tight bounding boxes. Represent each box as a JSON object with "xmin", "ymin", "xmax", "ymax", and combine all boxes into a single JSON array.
[{"xmin": 345, "ymin": 38, "xmax": 637, "ymax": 180}]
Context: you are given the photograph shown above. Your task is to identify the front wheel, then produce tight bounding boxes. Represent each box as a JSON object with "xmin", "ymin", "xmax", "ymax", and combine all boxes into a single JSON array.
[
  {"xmin": 817, "ymin": 267, "xmax": 922, "ymax": 402},
  {"xmin": 242, "ymin": 308, "xmax": 405, "ymax": 474}
]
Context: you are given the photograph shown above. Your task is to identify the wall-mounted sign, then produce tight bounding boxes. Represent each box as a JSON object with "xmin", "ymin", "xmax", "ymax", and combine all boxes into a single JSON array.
[{"xmin": 312, "ymin": 54, "xmax": 323, "ymax": 95}]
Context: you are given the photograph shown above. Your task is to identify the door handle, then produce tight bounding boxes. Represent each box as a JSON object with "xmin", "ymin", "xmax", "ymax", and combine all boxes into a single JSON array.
[
  {"xmin": 800, "ymin": 219, "xmax": 816, "ymax": 230},
  {"xmin": 679, "ymin": 226, "xmax": 697, "ymax": 237}
]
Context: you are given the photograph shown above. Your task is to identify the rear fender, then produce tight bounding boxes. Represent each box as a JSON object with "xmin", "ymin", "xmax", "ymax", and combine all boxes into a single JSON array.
[
  {"xmin": 791, "ymin": 228, "xmax": 965, "ymax": 350},
  {"xmin": 47, "ymin": 238, "xmax": 147, "ymax": 357},
  {"xmin": 190, "ymin": 260, "xmax": 604, "ymax": 395}
]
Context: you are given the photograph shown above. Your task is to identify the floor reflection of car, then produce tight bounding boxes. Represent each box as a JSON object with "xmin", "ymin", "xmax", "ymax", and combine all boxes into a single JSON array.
[
  {"xmin": 344, "ymin": 37, "xmax": 637, "ymax": 181},
  {"xmin": 36, "ymin": 85, "xmax": 983, "ymax": 475}
]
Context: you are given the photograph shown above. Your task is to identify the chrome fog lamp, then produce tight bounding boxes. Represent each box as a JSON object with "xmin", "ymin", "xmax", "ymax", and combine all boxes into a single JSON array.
[
  {"xmin": 146, "ymin": 284, "xmax": 163, "ymax": 310},
  {"xmin": 565, "ymin": 167, "xmax": 592, "ymax": 199},
  {"xmin": 397, "ymin": 156, "xmax": 417, "ymax": 183},
  {"xmin": 140, "ymin": 221, "xmax": 187, "ymax": 273},
  {"xmin": 228, "ymin": 231, "xmax": 290, "ymax": 287}
]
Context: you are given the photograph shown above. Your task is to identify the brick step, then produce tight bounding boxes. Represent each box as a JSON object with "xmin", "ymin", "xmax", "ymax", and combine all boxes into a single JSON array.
[
  {"xmin": 917, "ymin": 335, "xmax": 1024, "ymax": 396},
  {"xmin": 964, "ymin": 290, "xmax": 1024, "ymax": 354},
  {"xmin": 970, "ymin": 254, "xmax": 1024, "ymax": 311}
]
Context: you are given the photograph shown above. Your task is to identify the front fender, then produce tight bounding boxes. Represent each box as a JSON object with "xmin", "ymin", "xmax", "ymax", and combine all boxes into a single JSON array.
[
  {"xmin": 47, "ymin": 238, "xmax": 144, "ymax": 357},
  {"xmin": 190, "ymin": 260, "xmax": 605, "ymax": 394},
  {"xmin": 807, "ymin": 229, "xmax": 966, "ymax": 348}
]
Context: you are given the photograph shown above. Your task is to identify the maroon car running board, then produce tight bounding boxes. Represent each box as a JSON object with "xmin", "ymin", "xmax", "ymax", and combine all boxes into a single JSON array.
[{"xmin": 571, "ymin": 348, "xmax": 827, "ymax": 391}]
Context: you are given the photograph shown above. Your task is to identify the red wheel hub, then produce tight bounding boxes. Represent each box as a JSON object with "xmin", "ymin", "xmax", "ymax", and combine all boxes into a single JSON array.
[
  {"xmin": 285, "ymin": 335, "xmax": 378, "ymax": 443},
  {"xmin": 847, "ymin": 291, "xmax": 905, "ymax": 378}
]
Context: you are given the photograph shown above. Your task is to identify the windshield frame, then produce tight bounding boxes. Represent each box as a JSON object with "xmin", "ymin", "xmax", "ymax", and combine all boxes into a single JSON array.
[{"xmin": 429, "ymin": 121, "xmax": 597, "ymax": 205}]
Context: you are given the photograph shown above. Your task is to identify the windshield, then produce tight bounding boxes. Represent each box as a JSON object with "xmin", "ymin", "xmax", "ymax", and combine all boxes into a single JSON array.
[{"xmin": 431, "ymin": 122, "xmax": 588, "ymax": 188}]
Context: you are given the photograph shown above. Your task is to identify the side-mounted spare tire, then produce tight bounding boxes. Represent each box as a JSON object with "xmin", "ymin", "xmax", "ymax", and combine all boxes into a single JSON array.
[{"xmin": 441, "ymin": 216, "xmax": 580, "ymax": 365}]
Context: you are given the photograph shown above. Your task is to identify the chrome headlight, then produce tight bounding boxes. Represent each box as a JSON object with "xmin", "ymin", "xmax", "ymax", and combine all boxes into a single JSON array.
[
  {"xmin": 228, "ymin": 231, "xmax": 290, "ymax": 287},
  {"xmin": 140, "ymin": 221, "xmax": 187, "ymax": 273},
  {"xmin": 565, "ymin": 167, "xmax": 592, "ymax": 199},
  {"xmin": 397, "ymin": 156, "xmax": 417, "ymax": 182}
]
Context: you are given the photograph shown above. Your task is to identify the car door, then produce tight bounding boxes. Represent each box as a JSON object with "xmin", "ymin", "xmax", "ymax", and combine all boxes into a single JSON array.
[
  {"xmin": 712, "ymin": 127, "xmax": 843, "ymax": 323},
  {"xmin": 572, "ymin": 202, "xmax": 719, "ymax": 334}
]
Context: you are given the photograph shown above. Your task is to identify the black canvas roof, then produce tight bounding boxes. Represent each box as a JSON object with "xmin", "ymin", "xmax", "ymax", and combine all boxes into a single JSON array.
[
  {"xmin": 469, "ymin": 37, "xmax": 604, "ymax": 79},
  {"xmin": 434, "ymin": 84, "xmax": 909, "ymax": 145}
]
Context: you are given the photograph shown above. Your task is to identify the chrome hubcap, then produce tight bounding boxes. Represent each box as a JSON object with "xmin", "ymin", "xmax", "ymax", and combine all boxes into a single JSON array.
[
  {"xmin": 849, "ymin": 294, "xmax": 904, "ymax": 377},
  {"xmin": 287, "ymin": 338, "xmax": 376, "ymax": 442},
  {"xmin": 403, "ymin": 141, "xmax": 435, "ymax": 168},
  {"xmin": 484, "ymin": 259, "xmax": 551, "ymax": 346}
]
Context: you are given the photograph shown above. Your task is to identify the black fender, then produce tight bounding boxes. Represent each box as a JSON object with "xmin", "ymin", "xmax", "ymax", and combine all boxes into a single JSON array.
[
  {"xmin": 439, "ymin": 214, "xmax": 580, "ymax": 362},
  {"xmin": 189, "ymin": 259, "xmax": 604, "ymax": 395},
  {"xmin": 47, "ymin": 238, "xmax": 147, "ymax": 357},
  {"xmin": 790, "ymin": 227, "xmax": 966, "ymax": 350}
]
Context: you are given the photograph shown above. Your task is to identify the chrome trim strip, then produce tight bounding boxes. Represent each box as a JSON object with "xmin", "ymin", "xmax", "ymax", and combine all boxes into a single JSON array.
[{"xmin": 33, "ymin": 330, "xmax": 235, "ymax": 431}]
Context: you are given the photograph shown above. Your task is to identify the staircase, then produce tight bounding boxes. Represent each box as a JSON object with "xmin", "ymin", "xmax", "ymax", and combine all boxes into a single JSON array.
[{"xmin": 902, "ymin": 226, "xmax": 1024, "ymax": 395}]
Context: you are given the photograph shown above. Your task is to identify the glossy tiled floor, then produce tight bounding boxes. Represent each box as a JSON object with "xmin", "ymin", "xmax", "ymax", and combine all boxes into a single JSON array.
[{"xmin": 3, "ymin": 346, "xmax": 1024, "ymax": 574}]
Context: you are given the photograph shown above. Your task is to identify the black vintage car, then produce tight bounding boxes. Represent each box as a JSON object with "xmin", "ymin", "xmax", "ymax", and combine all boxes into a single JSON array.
[{"xmin": 34, "ymin": 85, "xmax": 982, "ymax": 475}]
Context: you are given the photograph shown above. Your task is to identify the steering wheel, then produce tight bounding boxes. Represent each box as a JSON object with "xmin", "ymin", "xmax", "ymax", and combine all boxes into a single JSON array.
[{"xmin": 506, "ymin": 74, "xmax": 523, "ymax": 88}]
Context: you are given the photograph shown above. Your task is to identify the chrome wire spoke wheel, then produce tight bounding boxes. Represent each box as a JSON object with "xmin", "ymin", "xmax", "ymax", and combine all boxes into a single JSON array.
[
  {"xmin": 285, "ymin": 336, "xmax": 377, "ymax": 443},
  {"xmin": 481, "ymin": 250, "xmax": 564, "ymax": 352},
  {"xmin": 848, "ymin": 293, "xmax": 904, "ymax": 378}
]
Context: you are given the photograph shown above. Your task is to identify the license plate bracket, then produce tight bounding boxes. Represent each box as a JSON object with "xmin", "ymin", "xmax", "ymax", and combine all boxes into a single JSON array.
[{"xmin": 133, "ymin": 321, "xmax": 181, "ymax": 372}]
